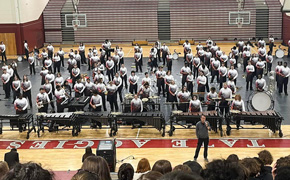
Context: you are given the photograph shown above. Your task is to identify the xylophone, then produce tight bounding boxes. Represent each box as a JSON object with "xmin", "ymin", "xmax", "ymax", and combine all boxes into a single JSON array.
[
  {"xmin": 231, "ymin": 110, "xmax": 283, "ymax": 137},
  {"xmin": 78, "ymin": 112, "xmax": 111, "ymax": 133},
  {"xmin": 109, "ymin": 112, "xmax": 166, "ymax": 137},
  {"xmin": 66, "ymin": 96, "xmax": 90, "ymax": 111},
  {"xmin": 0, "ymin": 114, "xmax": 35, "ymax": 139},
  {"xmin": 36, "ymin": 112, "xmax": 79, "ymax": 136},
  {"xmin": 169, "ymin": 111, "xmax": 223, "ymax": 136}
]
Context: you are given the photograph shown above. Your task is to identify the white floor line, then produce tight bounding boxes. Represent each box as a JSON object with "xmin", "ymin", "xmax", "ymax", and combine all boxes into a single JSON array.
[
  {"xmin": 126, "ymin": 48, "xmax": 133, "ymax": 57},
  {"xmin": 136, "ymin": 128, "xmax": 140, "ymax": 139}
]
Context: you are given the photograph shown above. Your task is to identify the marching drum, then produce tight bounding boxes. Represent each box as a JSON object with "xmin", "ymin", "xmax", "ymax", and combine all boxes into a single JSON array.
[
  {"xmin": 275, "ymin": 49, "xmax": 284, "ymax": 58},
  {"xmin": 248, "ymin": 91, "xmax": 274, "ymax": 111},
  {"xmin": 172, "ymin": 52, "xmax": 179, "ymax": 60}
]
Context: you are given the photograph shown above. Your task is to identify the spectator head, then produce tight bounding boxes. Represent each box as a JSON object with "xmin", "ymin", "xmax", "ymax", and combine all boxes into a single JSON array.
[
  {"xmin": 3, "ymin": 162, "xmax": 54, "ymax": 180},
  {"xmin": 173, "ymin": 164, "xmax": 192, "ymax": 173},
  {"xmin": 275, "ymin": 166, "xmax": 290, "ymax": 180},
  {"xmin": 136, "ymin": 158, "xmax": 151, "ymax": 173},
  {"xmin": 240, "ymin": 158, "xmax": 261, "ymax": 178},
  {"xmin": 160, "ymin": 171, "xmax": 203, "ymax": 180},
  {"xmin": 201, "ymin": 159, "xmax": 247, "ymax": 180},
  {"xmin": 81, "ymin": 156, "xmax": 111, "ymax": 180},
  {"xmin": 274, "ymin": 155, "xmax": 290, "ymax": 176},
  {"xmin": 139, "ymin": 171, "xmax": 163, "ymax": 180},
  {"xmin": 118, "ymin": 163, "xmax": 134, "ymax": 180},
  {"xmin": 72, "ymin": 169, "xmax": 99, "ymax": 180},
  {"xmin": 152, "ymin": 160, "xmax": 172, "ymax": 175},
  {"xmin": 226, "ymin": 154, "xmax": 239, "ymax": 163},
  {"xmin": 0, "ymin": 161, "xmax": 9, "ymax": 179},
  {"xmin": 258, "ymin": 150, "xmax": 273, "ymax": 165},
  {"xmin": 85, "ymin": 146, "xmax": 93, "ymax": 154},
  {"xmin": 183, "ymin": 160, "xmax": 202, "ymax": 175}
]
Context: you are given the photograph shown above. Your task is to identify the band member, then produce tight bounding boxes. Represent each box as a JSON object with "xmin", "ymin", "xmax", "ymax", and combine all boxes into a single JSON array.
[
  {"xmin": 189, "ymin": 95, "xmax": 202, "ymax": 112},
  {"xmin": 90, "ymin": 90, "xmax": 102, "ymax": 112},
  {"xmin": 69, "ymin": 49, "xmax": 74, "ymax": 58},
  {"xmin": 75, "ymin": 50, "xmax": 81, "ymax": 68},
  {"xmin": 90, "ymin": 52, "xmax": 100, "ymax": 71},
  {"xmin": 131, "ymin": 94, "xmax": 143, "ymax": 112},
  {"xmin": 196, "ymin": 42, "xmax": 203, "ymax": 54},
  {"xmin": 164, "ymin": 71, "xmax": 174, "ymax": 101},
  {"xmin": 180, "ymin": 63, "xmax": 191, "ymax": 87},
  {"xmin": 193, "ymin": 54, "xmax": 200, "ymax": 78},
  {"xmin": 72, "ymin": 64, "xmax": 80, "ymax": 87},
  {"xmin": 84, "ymin": 78, "xmax": 94, "ymax": 97},
  {"xmin": 183, "ymin": 40, "xmax": 191, "ymax": 60},
  {"xmin": 278, "ymin": 62, "xmax": 290, "ymax": 95},
  {"xmin": 246, "ymin": 61, "xmax": 255, "ymax": 91},
  {"xmin": 210, "ymin": 58, "xmax": 220, "ymax": 83},
  {"xmin": 219, "ymin": 83, "xmax": 232, "ymax": 135},
  {"xmin": 0, "ymin": 41, "xmax": 7, "ymax": 62},
  {"xmin": 204, "ymin": 49, "xmax": 212, "ymax": 68},
  {"xmin": 138, "ymin": 82, "xmax": 154, "ymax": 99},
  {"xmin": 134, "ymin": 49, "xmax": 142, "ymax": 73},
  {"xmin": 24, "ymin": 40, "xmax": 29, "ymax": 61},
  {"xmin": 220, "ymin": 52, "xmax": 228, "ymax": 67},
  {"xmin": 44, "ymin": 57, "xmax": 52, "ymax": 72},
  {"xmin": 41, "ymin": 48, "xmax": 48, "ymax": 66},
  {"xmin": 67, "ymin": 54, "xmax": 76, "ymax": 77},
  {"xmin": 265, "ymin": 52, "xmax": 273, "ymax": 75},
  {"xmin": 231, "ymin": 94, "xmax": 245, "ymax": 130},
  {"xmin": 206, "ymin": 37, "xmax": 213, "ymax": 49},
  {"xmin": 186, "ymin": 71, "xmax": 194, "ymax": 96},
  {"xmin": 99, "ymin": 48, "xmax": 106, "ymax": 64},
  {"xmin": 12, "ymin": 76, "xmax": 21, "ymax": 103},
  {"xmin": 198, "ymin": 47, "xmax": 205, "ymax": 63},
  {"xmin": 7, "ymin": 65, "xmax": 14, "ymax": 88},
  {"xmin": 57, "ymin": 47, "xmax": 65, "ymax": 67},
  {"xmin": 206, "ymin": 87, "xmax": 217, "ymax": 111},
  {"xmin": 86, "ymin": 48, "xmax": 93, "ymax": 71},
  {"xmin": 142, "ymin": 72, "xmax": 152, "ymax": 86},
  {"xmin": 229, "ymin": 53, "xmax": 237, "ymax": 70},
  {"xmin": 74, "ymin": 78, "xmax": 85, "ymax": 97},
  {"xmin": 79, "ymin": 42, "xmax": 86, "ymax": 64},
  {"xmin": 129, "ymin": 71, "xmax": 139, "ymax": 94},
  {"xmin": 40, "ymin": 67, "xmax": 48, "ymax": 85},
  {"xmin": 255, "ymin": 75, "xmax": 266, "ymax": 92},
  {"xmin": 112, "ymin": 51, "xmax": 120, "ymax": 73},
  {"xmin": 237, "ymin": 39, "xmax": 244, "ymax": 54},
  {"xmin": 186, "ymin": 49, "xmax": 193, "ymax": 71},
  {"xmin": 256, "ymin": 58, "xmax": 265, "ymax": 77},
  {"xmin": 106, "ymin": 56, "xmax": 114, "ymax": 81},
  {"xmin": 21, "ymin": 75, "xmax": 32, "ymax": 108},
  {"xmin": 227, "ymin": 78, "xmax": 236, "ymax": 94},
  {"xmin": 117, "ymin": 47, "xmax": 124, "ymax": 70},
  {"xmin": 250, "ymin": 53, "xmax": 259, "ymax": 71},
  {"xmin": 102, "ymin": 39, "xmax": 111, "ymax": 60},
  {"xmin": 55, "ymin": 72, "xmax": 64, "ymax": 87},
  {"xmin": 139, "ymin": 45, "xmax": 143, "ymax": 66},
  {"xmin": 177, "ymin": 86, "xmax": 190, "ymax": 112},
  {"xmin": 166, "ymin": 52, "xmax": 173, "ymax": 72},
  {"xmin": 53, "ymin": 53, "xmax": 61, "ymax": 73},
  {"xmin": 28, "ymin": 54, "xmax": 36, "ymax": 75},
  {"xmin": 47, "ymin": 43, "xmax": 54, "ymax": 59},
  {"xmin": 269, "ymin": 35, "xmax": 274, "ymax": 55},
  {"xmin": 197, "ymin": 71, "xmax": 206, "ymax": 100},
  {"xmin": 93, "ymin": 70, "xmax": 104, "ymax": 83},
  {"xmin": 96, "ymin": 60, "xmax": 105, "ymax": 74},
  {"xmin": 14, "ymin": 94, "xmax": 28, "ymax": 114},
  {"xmin": 11, "ymin": 61, "xmax": 21, "ymax": 80},
  {"xmin": 199, "ymin": 63, "xmax": 210, "ymax": 92},
  {"xmin": 258, "ymin": 38, "xmax": 266, "ymax": 48},
  {"xmin": 113, "ymin": 72, "xmax": 123, "ymax": 103},
  {"xmin": 276, "ymin": 61, "xmax": 283, "ymax": 88},
  {"xmin": 161, "ymin": 43, "xmax": 168, "ymax": 65},
  {"xmin": 218, "ymin": 62, "xmax": 227, "ymax": 89},
  {"xmin": 258, "ymin": 45, "xmax": 266, "ymax": 61},
  {"xmin": 33, "ymin": 46, "xmax": 40, "ymax": 66},
  {"xmin": 106, "ymin": 81, "xmax": 118, "ymax": 112},
  {"xmin": 150, "ymin": 46, "xmax": 158, "ymax": 69},
  {"xmin": 216, "ymin": 47, "xmax": 223, "ymax": 60},
  {"xmin": 156, "ymin": 40, "xmax": 161, "ymax": 62},
  {"xmin": 228, "ymin": 65, "xmax": 238, "ymax": 85},
  {"xmin": 242, "ymin": 47, "xmax": 251, "ymax": 72},
  {"xmin": 156, "ymin": 66, "xmax": 166, "ymax": 96},
  {"xmin": 44, "ymin": 79, "xmax": 55, "ymax": 111},
  {"xmin": 45, "ymin": 71, "xmax": 55, "ymax": 95},
  {"xmin": 231, "ymin": 46, "xmax": 239, "ymax": 63},
  {"xmin": 168, "ymin": 80, "xmax": 178, "ymax": 110},
  {"xmin": 55, "ymin": 85, "xmax": 67, "ymax": 113},
  {"xmin": 210, "ymin": 43, "xmax": 218, "ymax": 58},
  {"xmin": 2, "ymin": 69, "xmax": 10, "ymax": 99},
  {"xmin": 2, "ymin": 62, "xmax": 7, "ymax": 71},
  {"xmin": 94, "ymin": 78, "xmax": 107, "ymax": 111},
  {"xmin": 36, "ymin": 88, "xmax": 50, "ymax": 113}
]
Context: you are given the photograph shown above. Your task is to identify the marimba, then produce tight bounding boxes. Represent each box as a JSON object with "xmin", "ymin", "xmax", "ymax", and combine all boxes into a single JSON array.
[
  {"xmin": 169, "ymin": 111, "xmax": 222, "ymax": 136},
  {"xmin": 66, "ymin": 96, "xmax": 90, "ymax": 111},
  {"xmin": 231, "ymin": 110, "xmax": 283, "ymax": 137},
  {"xmin": 0, "ymin": 114, "xmax": 35, "ymax": 139},
  {"xmin": 109, "ymin": 112, "xmax": 166, "ymax": 137},
  {"xmin": 36, "ymin": 112, "xmax": 79, "ymax": 136},
  {"xmin": 78, "ymin": 111, "xmax": 111, "ymax": 132}
]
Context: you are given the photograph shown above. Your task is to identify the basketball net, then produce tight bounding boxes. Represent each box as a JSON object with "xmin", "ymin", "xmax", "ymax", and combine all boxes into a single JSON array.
[
  {"xmin": 237, "ymin": 22, "xmax": 243, "ymax": 28},
  {"xmin": 73, "ymin": 24, "xmax": 78, "ymax": 31}
]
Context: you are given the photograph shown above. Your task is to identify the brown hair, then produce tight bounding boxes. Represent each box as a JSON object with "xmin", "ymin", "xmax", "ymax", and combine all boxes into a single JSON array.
[
  {"xmin": 235, "ymin": 94, "xmax": 241, "ymax": 101},
  {"xmin": 0, "ymin": 161, "xmax": 9, "ymax": 179},
  {"xmin": 81, "ymin": 156, "xmax": 111, "ymax": 180},
  {"xmin": 136, "ymin": 158, "xmax": 151, "ymax": 173},
  {"xmin": 173, "ymin": 164, "xmax": 192, "ymax": 173},
  {"xmin": 152, "ymin": 160, "xmax": 172, "ymax": 175},
  {"xmin": 71, "ymin": 170, "xmax": 99, "ymax": 180},
  {"xmin": 240, "ymin": 158, "xmax": 261, "ymax": 177},
  {"xmin": 139, "ymin": 171, "xmax": 163, "ymax": 180},
  {"xmin": 258, "ymin": 150, "xmax": 273, "ymax": 165}
]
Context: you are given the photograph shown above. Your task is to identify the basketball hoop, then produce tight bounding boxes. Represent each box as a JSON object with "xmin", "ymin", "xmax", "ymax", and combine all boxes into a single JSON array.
[
  {"xmin": 237, "ymin": 22, "xmax": 243, "ymax": 28},
  {"xmin": 73, "ymin": 24, "xmax": 78, "ymax": 31}
]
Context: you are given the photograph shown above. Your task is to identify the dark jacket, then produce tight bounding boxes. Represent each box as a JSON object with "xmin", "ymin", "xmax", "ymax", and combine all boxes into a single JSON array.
[
  {"xmin": 257, "ymin": 166, "xmax": 273, "ymax": 180},
  {"xmin": 196, "ymin": 121, "xmax": 210, "ymax": 139},
  {"xmin": 4, "ymin": 150, "xmax": 19, "ymax": 169}
]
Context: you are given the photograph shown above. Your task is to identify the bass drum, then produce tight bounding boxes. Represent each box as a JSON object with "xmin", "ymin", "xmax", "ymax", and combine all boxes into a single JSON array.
[
  {"xmin": 17, "ymin": 56, "xmax": 23, "ymax": 62},
  {"xmin": 247, "ymin": 91, "xmax": 274, "ymax": 111},
  {"xmin": 275, "ymin": 49, "xmax": 284, "ymax": 58},
  {"xmin": 172, "ymin": 52, "xmax": 179, "ymax": 60}
]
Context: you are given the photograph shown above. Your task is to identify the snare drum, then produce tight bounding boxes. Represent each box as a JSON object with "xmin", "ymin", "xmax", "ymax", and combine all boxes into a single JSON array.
[
  {"xmin": 275, "ymin": 49, "xmax": 284, "ymax": 58},
  {"xmin": 248, "ymin": 91, "xmax": 274, "ymax": 111},
  {"xmin": 173, "ymin": 53, "xmax": 179, "ymax": 60},
  {"xmin": 142, "ymin": 98, "xmax": 148, "ymax": 102}
]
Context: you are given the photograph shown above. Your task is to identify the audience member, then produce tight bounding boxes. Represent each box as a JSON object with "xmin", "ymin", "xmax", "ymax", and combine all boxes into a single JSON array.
[
  {"xmin": 118, "ymin": 163, "xmax": 134, "ymax": 180},
  {"xmin": 134, "ymin": 158, "xmax": 151, "ymax": 180},
  {"xmin": 82, "ymin": 146, "xmax": 95, "ymax": 162},
  {"xmin": 183, "ymin": 161, "xmax": 202, "ymax": 175},
  {"xmin": 81, "ymin": 156, "xmax": 111, "ymax": 180},
  {"xmin": 138, "ymin": 171, "xmax": 163, "ymax": 180},
  {"xmin": 0, "ymin": 161, "xmax": 9, "ymax": 179},
  {"xmin": 275, "ymin": 166, "xmax": 290, "ymax": 180},
  {"xmin": 173, "ymin": 164, "xmax": 192, "ymax": 173},
  {"xmin": 4, "ymin": 148, "xmax": 19, "ymax": 169},
  {"xmin": 71, "ymin": 169, "xmax": 99, "ymax": 180},
  {"xmin": 226, "ymin": 154, "xmax": 239, "ymax": 163},
  {"xmin": 240, "ymin": 158, "xmax": 261, "ymax": 179},
  {"xmin": 257, "ymin": 150, "xmax": 273, "ymax": 180},
  {"xmin": 159, "ymin": 171, "xmax": 203, "ymax": 180},
  {"xmin": 152, "ymin": 160, "xmax": 172, "ymax": 175}
]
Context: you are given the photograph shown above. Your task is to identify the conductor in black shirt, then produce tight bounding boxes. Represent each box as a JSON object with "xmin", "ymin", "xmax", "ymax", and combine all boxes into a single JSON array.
[
  {"xmin": 82, "ymin": 146, "xmax": 95, "ymax": 162},
  {"xmin": 194, "ymin": 115, "xmax": 211, "ymax": 162},
  {"xmin": 4, "ymin": 148, "xmax": 19, "ymax": 169}
]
